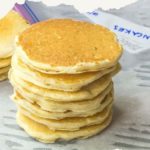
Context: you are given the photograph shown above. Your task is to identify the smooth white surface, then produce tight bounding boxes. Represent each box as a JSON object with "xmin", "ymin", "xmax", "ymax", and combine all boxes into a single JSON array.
[
  {"xmin": 0, "ymin": 0, "xmax": 138, "ymax": 18},
  {"xmin": 0, "ymin": 0, "xmax": 24, "ymax": 18}
]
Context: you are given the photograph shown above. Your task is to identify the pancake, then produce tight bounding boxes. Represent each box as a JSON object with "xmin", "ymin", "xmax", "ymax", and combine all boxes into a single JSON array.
[
  {"xmin": 0, "ymin": 57, "xmax": 11, "ymax": 68},
  {"xmin": 17, "ymin": 111, "xmax": 112, "ymax": 143},
  {"xmin": 9, "ymin": 70, "xmax": 112, "ymax": 102},
  {"xmin": 13, "ymin": 83, "xmax": 113, "ymax": 112},
  {"xmin": 0, "ymin": 10, "xmax": 29, "ymax": 58},
  {"xmin": 12, "ymin": 54, "xmax": 118, "ymax": 91},
  {"xmin": 12, "ymin": 92, "xmax": 113, "ymax": 119},
  {"xmin": 18, "ymin": 103, "xmax": 112, "ymax": 131},
  {"xmin": 0, "ymin": 72, "xmax": 7, "ymax": 81},
  {"xmin": 0, "ymin": 66, "xmax": 10, "ymax": 75},
  {"xmin": 16, "ymin": 19, "xmax": 122, "ymax": 74},
  {"xmin": 12, "ymin": 54, "xmax": 117, "ymax": 91}
]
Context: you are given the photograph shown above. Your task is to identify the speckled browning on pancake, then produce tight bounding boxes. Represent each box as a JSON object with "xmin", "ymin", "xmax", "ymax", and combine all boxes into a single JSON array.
[{"xmin": 18, "ymin": 19, "xmax": 122, "ymax": 73}]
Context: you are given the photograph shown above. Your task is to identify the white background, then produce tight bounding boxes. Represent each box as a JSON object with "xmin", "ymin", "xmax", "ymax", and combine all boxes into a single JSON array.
[{"xmin": 0, "ymin": 0, "xmax": 138, "ymax": 18}]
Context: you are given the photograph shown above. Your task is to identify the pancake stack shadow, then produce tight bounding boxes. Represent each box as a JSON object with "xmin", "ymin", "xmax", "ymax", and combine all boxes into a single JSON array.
[
  {"xmin": 9, "ymin": 19, "xmax": 123, "ymax": 143},
  {"xmin": 0, "ymin": 11, "xmax": 29, "ymax": 81}
]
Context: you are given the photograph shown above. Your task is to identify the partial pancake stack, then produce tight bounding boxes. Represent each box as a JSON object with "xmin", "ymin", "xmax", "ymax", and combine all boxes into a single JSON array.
[
  {"xmin": 0, "ymin": 57, "xmax": 11, "ymax": 81},
  {"xmin": 0, "ymin": 10, "xmax": 29, "ymax": 81},
  {"xmin": 9, "ymin": 19, "xmax": 123, "ymax": 143}
]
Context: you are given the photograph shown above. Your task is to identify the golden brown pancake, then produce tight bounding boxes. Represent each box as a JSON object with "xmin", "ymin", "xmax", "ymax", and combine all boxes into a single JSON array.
[
  {"xmin": 17, "ymin": 111, "xmax": 112, "ymax": 143},
  {"xmin": 17, "ymin": 19, "xmax": 122, "ymax": 74},
  {"xmin": 11, "ymin": 54, "xmax": 118, "ymax": 91},
  {"xmin": 14, "ymin": 84, "xmax": 112, "ymax": 113},
  {"xmin": 9, "ymin": 69, "xmax": 112, "ymax": 102},
  {"xmin": 18, "ymin": 103, "xmax": 112, "ymax": 131},
  {"xmin": 13, "ymin": 92, "xmax": 113, "ymax": 119}
]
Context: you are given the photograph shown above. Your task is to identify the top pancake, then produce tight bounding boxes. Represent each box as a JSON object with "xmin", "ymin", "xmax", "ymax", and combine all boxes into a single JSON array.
[
  {"xmin": 0, "ymin": 10, "xmax": 29, "ymax": 58},
  {"xmin": 17, "ymin": 19, "xmax": 123, "ymax": 74}
]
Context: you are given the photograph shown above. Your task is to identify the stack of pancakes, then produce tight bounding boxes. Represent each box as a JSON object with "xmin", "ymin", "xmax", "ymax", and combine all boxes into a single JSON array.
[
  {"xmin": 0, "ymin": 11, "xmax": 29, "ymax": 81},
  {"xmin": 9, "ymin": 19, "xmax": 123, "ymax": 143}
]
